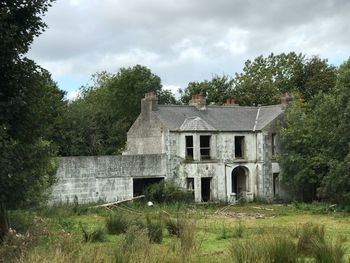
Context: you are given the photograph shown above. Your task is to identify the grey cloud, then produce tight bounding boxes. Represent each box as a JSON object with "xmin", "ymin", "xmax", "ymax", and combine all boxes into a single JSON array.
[{"xmin": 28, "ymin": 0, "xmax": 350, "ymax": 92}]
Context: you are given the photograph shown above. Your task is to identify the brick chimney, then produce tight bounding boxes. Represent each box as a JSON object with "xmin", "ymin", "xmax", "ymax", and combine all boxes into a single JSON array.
[
  {"xmin": 281, "ymin": 92, "xmax": 294, "ymax": 110},
  {"xmin": 223, "ymin": 98, "xmax": 239, "ymax": 106},
  {"xmin": 189, "ymin": 94, "xmax": 207, "ymax": 110},
  {"xmin": 141, "ymin": 91, "xmax": 158, "ymax": 117}
]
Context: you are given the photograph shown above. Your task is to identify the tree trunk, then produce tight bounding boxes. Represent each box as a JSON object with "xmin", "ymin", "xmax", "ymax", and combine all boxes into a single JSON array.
[{"xmin": 0, "ymin": 201, "xmax": 9, "ymax": 241}]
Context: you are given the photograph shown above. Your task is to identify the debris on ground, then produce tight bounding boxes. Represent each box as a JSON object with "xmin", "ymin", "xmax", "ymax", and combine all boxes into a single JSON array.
[{"xmin": 215, "ymin": 211, "xmax": 275, "ymax": 219}]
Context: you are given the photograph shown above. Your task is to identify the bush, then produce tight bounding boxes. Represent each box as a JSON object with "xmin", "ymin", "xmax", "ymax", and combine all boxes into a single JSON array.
[
  {"xmin": 296, "ymin": 223, "xmax": 325, "ymax": 255},
  {"xmin": 232, "ymin": 222, "xmax": 245, "ymax": 238},
  {"xmin": 8, "ymin": 210, "xmax": 35, "ymax": 234},
  {"xmin": 106, "ymin": 213, "xmax": 129, "ymax": 235},
  {"xmin": 0, "ymin": 229, "xmax": 34, "ymax": 263},
  {"xmin": 311, "ymin": 238, "xmax": 347, "ymax": 263},
  {"xmin": 165, "ymin": 217, "xmax": 181, "ymax": 237},
  {"xmin": 229, "ymin": 236, "xmax": 297, "ymax": 263},
  {"xmin": 145, "ymin": 181, "xmax": 193, "ymax": 204},
  {"xmin": 116, "ymin": 225, "xmax": 151, "ymax": 263},
  {"xmin": 79, "ymin": 222, "xmax": 105, "ymax": 243},
  {"xmin": 217, "ymin": 224, "xmax": 231, "ymax": 240},
  {"xmin": 146, "ymin": 216, "xmax": 163, "ymax": 244},
  {"xmin": 179, "ymin": 219, "xmax": 197, "ymax": 256},
  {"xmin": 266, "ymin": 236, "xmax": 297, "ymax": 263}
]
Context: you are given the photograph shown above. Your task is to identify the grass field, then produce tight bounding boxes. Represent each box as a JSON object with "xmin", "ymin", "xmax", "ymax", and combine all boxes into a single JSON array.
[{"xmin": 2, "ymin": 202, "xmax": 350, "ymax": 262}]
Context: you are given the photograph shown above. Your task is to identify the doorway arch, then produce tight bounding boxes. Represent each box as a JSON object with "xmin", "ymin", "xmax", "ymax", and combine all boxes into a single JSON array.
[{"xmin": 231, "ymin": 166, "xmax": 249, "ymax": 195}]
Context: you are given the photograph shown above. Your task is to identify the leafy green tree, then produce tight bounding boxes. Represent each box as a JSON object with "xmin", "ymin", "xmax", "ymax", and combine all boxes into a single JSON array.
[
  {"xmin": 316, "ymin": 59, "xmax": 350, "ymax": 203},
  {"xmin": 299, "ymin": 56, "xmax": 337, "ymax": 102},
  {"xmin": 0, "ymin": 0, "xmax": 64, "ymax": 239},
  {"xmin": 233, "ymin": 53, "xmax": 305, "ymax": 106},
  {"xmin": 59, "ymin": 65, "xmax": 176, "ymax": 156},
  {"xmin": 180, "ymin": 75, "xmax": 234, "ymax": 105},
  {"xmin": 279, "ymin": 58, "xmax": 349, "ymax": 203}
]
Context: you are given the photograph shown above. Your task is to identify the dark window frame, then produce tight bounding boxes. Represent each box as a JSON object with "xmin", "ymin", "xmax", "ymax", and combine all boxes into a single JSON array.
[
  {"xmin": 271, "ymin": 133, "xmax": 277, "ymax": 157},
  {"xmin": 235, "ymin": 136, "xmax": 245, "ymax": 159},
  {"xmin": 200, "ymin": 135, "xmax": 211, "ymax": 160},
  {"xmin": 185, "ymin": 135, "xmax": 194, "ymax": 160}
]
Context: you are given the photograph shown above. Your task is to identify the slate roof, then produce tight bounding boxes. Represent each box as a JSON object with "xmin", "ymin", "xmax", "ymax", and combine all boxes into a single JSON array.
[
  {"xmin": 154, "ymin": 104, "xmax": 283, "ymax": 131},
  {"xmin": 179, "ymin": 116, "xmax": 216, "ymax": 131}
]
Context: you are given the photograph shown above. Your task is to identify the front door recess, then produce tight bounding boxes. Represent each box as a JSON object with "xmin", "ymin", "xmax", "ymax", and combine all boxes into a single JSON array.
[{"xmin": 201, "ymin": 177, "xmax": 211, "ymax": 202}]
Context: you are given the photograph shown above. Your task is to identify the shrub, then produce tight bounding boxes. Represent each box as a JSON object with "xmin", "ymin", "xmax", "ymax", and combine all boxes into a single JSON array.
[
  {"xmin": 229, "ymin": 239, "xmax": 260, "ymax": 263},
  {"xmin": 311, "ymin": 238, "xmax": 347, "ymax": 263},
  {"xmin": 179, "ymin": 219, "xmax": 197, "ymax": 256},
  {"xmin": 146, "ymin": 215, "xmax": 163, "ymax": 244},
  {"xmin": 266, "ymin": 236, "xmax": 297, "ymax": 263},
  {"xmin": 145, "ymin": 181, "xmax": 193, "ymax": 204},
  {"xmin": 232, "ymin": 222, "xmax": 245, "ymax": 238},
  {"xmin": 297, "ymin": 223, "xmax": 325, "ymax": 255},
  {"xmin": 217, "ymin": 224, "xmax": 230, "ymax": 240},
  {"xmin": 165, "ymin": 217, "xmax": 181, "ymax": 237},
  {"xmin": 8, "ymin": 210, "xmax": 35, "ymax": 234},
  {"xmin": 0, "ymin": 229, "xmax": 34, "ymax": 263},
  {"xmin": 106, "ymin": 213, "xmax": 129, "ymax": 235},
  {"xmin": 79, "ymin": 222, "xmax": 105, "ymax": 243},
  {"xmin": 116, "ymin": 225, "xmax": 151, "ymax": 263},
  {"xmin": 229, "ymin": 236, "xmax": 297, "ymax": 263}
]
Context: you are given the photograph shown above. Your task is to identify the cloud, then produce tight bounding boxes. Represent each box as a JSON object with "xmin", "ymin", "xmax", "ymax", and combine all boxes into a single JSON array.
[
  {"xmin": 66, "ymin": 90, "xmax": 80, "ymax": 101},
  {"xmin": 28, "ymin": 0, "xmax": 350, "ymax": 93}
]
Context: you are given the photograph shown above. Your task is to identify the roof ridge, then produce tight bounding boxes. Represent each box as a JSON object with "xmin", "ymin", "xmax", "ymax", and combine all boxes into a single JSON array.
[{"xmin": 158, "ymin": 104, "xmax": 282, "ymax": 109}]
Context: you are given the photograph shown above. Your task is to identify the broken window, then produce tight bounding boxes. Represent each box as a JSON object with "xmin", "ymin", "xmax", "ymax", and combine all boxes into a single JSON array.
[
  {"xmin": 200, "ymin": 135, "xmax": 211, "ymax": 160},
  {"xmin": 186, "ymin": 178, "xmax": 195, "ymax": 200},
  {"xmin": 185, "ymin": 136, "xmax": 194, "ymax": 159},
  {"xmin": 235, "ymin": 136, "xmax": 245, "ymax": 158},
  {"xmin": 271, "ymin": 133, "xmax": 277, "ymax": 156},
  {"xmin": 186, "ymin": 178, "xmax": 194, "ymax": 191}
]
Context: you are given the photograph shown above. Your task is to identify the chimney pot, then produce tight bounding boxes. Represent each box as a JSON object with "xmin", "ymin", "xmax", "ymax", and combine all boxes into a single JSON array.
[
  {"xmin": 281, "ymin": 92, "xmax": 294, "ymax": 110},
  {"xmin": 224, "ymin": 98, "xmax": 238, "ymax": 106},
  {"xmin": 189, "ymin": 94, "xmax": 207, "ymax": 110}
]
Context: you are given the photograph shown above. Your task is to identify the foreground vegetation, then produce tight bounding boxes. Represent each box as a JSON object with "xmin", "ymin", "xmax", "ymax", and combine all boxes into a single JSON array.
[{"xmin": 1, "ymin": 202, "xmax": 350, "ymax": 263}]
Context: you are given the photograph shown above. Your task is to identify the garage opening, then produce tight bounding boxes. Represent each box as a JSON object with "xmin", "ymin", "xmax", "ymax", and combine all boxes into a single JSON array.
[
  {"xmin": 133, "ymin": 178, "xmax": 164, "ymax": 197},
  {"xmin": 201, "ymin": 177, "xmax": 211, "ymax": 202},
  {"xmin": 231, "ymin": 166, "xmax": 248, "ymax": 195}
]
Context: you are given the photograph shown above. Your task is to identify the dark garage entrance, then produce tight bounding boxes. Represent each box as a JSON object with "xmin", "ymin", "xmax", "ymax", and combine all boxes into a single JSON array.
[
  {"xmin": 133, "ymin": 177, "xmax": 164, "ymax": 197},
  {"xmin": 201, "ymin": 177, "xmax": 211, "ymax": 202}
]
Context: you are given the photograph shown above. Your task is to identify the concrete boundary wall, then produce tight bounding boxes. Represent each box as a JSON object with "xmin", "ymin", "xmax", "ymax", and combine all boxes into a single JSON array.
[{"xmin": 50, "ymin": 154, "xmax": 166, "ymax": 204}]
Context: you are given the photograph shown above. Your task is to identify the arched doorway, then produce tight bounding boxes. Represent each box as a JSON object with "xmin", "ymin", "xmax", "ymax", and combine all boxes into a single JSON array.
[{"xmin": 231, "ymin": 166, "xmax": 248, "ymax": 195}]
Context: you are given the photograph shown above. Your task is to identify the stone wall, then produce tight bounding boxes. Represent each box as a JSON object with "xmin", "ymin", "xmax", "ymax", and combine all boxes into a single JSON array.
[{"xmin": 50, "ymin": 154, "xmax": 166, "ymax": 204}]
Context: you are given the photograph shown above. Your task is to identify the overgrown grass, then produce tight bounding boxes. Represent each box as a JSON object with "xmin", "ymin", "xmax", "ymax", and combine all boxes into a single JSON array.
[
  {"xmin": 105, "ymin": 213, "xmax": 129, "ymax": 235},
  {"xmin": 2, "ymin": 203, "xmax": 350, "ymax": 263},
  {"xmin": 217, "ymin": 222, "xmax": 245, "ymax": 240},
  {"xmin": 229, "ymin": 236, "xmax": 298, "ymax": 263}
]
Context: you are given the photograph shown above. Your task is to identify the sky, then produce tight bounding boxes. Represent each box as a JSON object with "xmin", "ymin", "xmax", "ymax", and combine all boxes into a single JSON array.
[{"xmin": 27, "ymin": 0, "xmax": 350, "ymax": 100}]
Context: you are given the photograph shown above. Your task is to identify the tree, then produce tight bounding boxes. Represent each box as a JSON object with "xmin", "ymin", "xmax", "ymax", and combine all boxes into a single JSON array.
[
  {"xmin": 279, "ymin": 58, "xmax": 349, "ymax": 203},
  {"xmin": 0, "ymin": 0, "xmax": 63, "ymax": 239},
  {"xmin": 232, "ymin": 53, "xmax": 305, "ymax": 106},
  {"xmin": 180, "ymin": 75, "xmax": 234, "ymax": 105},
  {"xmin": 59, "ymin": 65, "xmax": 177, "ymax": 156},
  {"xmin": 232, "ymin": 53, "xmax": 337, "ymax": 106}
]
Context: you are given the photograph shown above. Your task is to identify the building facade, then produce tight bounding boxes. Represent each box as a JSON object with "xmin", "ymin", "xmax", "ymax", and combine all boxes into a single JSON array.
[
  {"xmin": 123, "ymin": 92, "xmax": 288, "ymax": 203},
  {"xmin": 51, "ymin": 92, "xmax": 290, "ymax": 204}
]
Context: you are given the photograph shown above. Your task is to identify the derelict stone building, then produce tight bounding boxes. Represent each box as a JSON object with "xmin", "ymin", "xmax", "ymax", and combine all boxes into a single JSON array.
[{"xmin": 51, "ymin": 92, "xmax": 290, "ymax": 204}]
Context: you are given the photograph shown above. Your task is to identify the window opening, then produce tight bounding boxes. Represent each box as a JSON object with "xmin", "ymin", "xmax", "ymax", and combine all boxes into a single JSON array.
[
  {"xmin": 200, "ymin": 135, "xmax": 211, "ymax": 160},
  {"xmin": 272, "ymin": 133, "xmax": 276, "ymax": 156},
  {"xmin": 235, "ymin": 136, "xmax": 245, "ymax": 158},
  {"xmin": 185, "ymin": 136, "xmax": 193, "ymax": 159}
]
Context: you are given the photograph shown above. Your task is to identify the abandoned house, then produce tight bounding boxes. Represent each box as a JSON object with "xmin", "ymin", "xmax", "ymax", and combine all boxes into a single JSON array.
[{"xmin": 51, "ymin": 92, "xmax": 292, "ymax": 204}]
